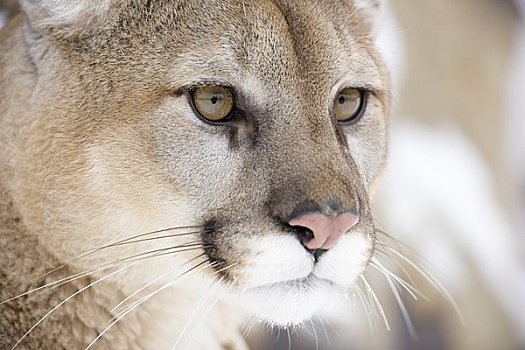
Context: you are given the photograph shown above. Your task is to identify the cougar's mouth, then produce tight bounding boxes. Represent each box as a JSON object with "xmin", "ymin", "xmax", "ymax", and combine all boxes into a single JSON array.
[{"xmin": 246, "ymin": 274, "xmax": 337, "ymax": 293}]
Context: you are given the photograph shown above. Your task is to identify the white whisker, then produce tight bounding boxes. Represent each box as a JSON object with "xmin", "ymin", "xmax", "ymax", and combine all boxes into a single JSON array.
[
  {"xmin": 112, "ymin": 260, "xmax": 213, "ymax": 320},
  {"xmin": 240, "ymin": 315, "xmax": 255, "ymax": 341},
  {"xmin": 361, "ymin": 278, "xmax": 380, "ymax": 330},
  {"xmin": 179, "ymin": 277, "xmax": 238, "ymax": 350},
  {"xmin": 374, "ymin": 242, "xmax": 421, "ymax": 294},
  {"xmin": 11, "ymin": 263, "xmax": 134, "ymax": 350},
  {"xmin": 354, "ymin": 284, "xmax": 375, "ymax": 332},
  {"xmin": 309, "ymin": 319, "xmax": 319, "ymax": 350},
  {"xmin": 320, "ymin": 313, "xmax": 340, "ymax": 338},
  {"xmin": 274, "ymin": 325, "xmax": 281, "ymax": 344},
  {"xmin": 38, "ymin": 226, "xmax": 202, "ymax": 281},
  {"xmin": 241, "ymin": 315, "xmax": 259, "ymax": 341},
  {"xmin": 2, "ymin": 265, "xmax": 114, "ymax": 306},
  {"xmin": 110, "ymin": 253, "xmax": 208, "ymax": 315},
  {"xmin": 173, "ymin": 276, "xmax": 224, "ymax": 350},
  {"xmin": 317, "ymin": 314, "xmax": 331, "ymax": 348},
  {"xmin": 110, "ymin": 268, "xmax": 178, "ymax": 315},
  {"xmin": 387, "ymin": 247, "xmax": 464, "ymax": 324},
  {"xmin": 301, "ymin": 321, "xmax": 315, "ymax": 338},
  {"xmin": 383, "ymin": 268, "xmax": 418, "ymax": 339},
  {"xmin": 370, "ymin": 259, "xmax": 426, "ymax": 301},
  {"xmin": 2, "ymin": 244, "xmax": 206, "ymax": 306},
  {"xmin": 360, "ymin": 275, "xmax": 390, "ymax": 331},
  {"xmin": 287, "ymin": 327, "xmax": 292, "ymax": 350},
  {"xmin": 85, "ymin": 260, "xmax": 211, "ymax": 350}
]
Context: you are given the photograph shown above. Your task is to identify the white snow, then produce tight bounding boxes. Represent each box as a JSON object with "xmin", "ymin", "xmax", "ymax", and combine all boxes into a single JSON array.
[
  {"xmin": 0, "ymin": 10, "xmax": 7, "ymax": 28},
  {"xmin": 505, "ymin": 4, "xmax": 525, "ymax": 249},
  {"xmin": 377, "ymin": 122, "xmax": 525, "ymax": 343}
]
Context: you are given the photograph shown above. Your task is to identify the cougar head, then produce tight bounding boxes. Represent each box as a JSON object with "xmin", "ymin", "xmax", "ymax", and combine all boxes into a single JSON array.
[{"xmin": 7, "ymin": 0, "xmax": 389, "ymax": 326}]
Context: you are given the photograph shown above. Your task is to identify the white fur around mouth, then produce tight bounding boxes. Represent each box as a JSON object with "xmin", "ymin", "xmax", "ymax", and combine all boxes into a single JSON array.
[
  {"xmin": 233, "ymin": 275, "xmax": 345, "ymax": 326},
  {"xmin": 245, "ymin": 273, "xmax": 335, "ymax": 293},
  {"xmin": 222, "ymin": 233, "xmax": 372, "ymax": 326}
]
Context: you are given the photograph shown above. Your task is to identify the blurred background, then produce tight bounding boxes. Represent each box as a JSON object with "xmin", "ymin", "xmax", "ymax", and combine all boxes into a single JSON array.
[
  {"xmin": 1, "ymin": 1, "xmax": 523, "ymax": 349},
  {"xmin": 369, "ymin": 0, "xmax": 525, "ymax": 349}
]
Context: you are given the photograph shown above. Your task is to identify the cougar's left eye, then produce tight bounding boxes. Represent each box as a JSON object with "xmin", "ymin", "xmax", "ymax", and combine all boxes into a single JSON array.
[
  {"xmin": 191, "ymin": 85, "xmax": 235, "ymax": 122},
  {"xmin": 334, "ymin": 88, "xmax": 366, "ymax": 123}
]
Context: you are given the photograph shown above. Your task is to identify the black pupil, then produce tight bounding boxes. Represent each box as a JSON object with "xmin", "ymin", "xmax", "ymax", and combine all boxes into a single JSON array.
[
  {"xmin": 338, "ymin": 95, "xmax": 346, "ymax": 104},
  {"xmin": 211, "ymin": 95, "xmax": 219, "ymax": 104}
]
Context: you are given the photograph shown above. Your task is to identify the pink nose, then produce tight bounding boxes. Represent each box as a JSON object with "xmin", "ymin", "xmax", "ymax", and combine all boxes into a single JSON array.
[{"xmin": 289, "ymin": 212, "xmax": 359, "ymax": 250}]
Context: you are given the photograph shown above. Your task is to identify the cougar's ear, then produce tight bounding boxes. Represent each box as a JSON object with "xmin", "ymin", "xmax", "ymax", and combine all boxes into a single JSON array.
[
  {"xmin": 353, "ymin": 0, "xmax": 386, "ymax": 34},
  {"xmin": 19, "ymin": 0, "xmax": 112, "ymax": 32}
]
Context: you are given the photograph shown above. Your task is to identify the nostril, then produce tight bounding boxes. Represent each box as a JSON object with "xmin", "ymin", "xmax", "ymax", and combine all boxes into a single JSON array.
[
  {"xmin": 290, "ymin": 225, "xmax": 314, "ymax": 245},
  {"xmin": 289, "ymin": 225, "xmax": 328, "ymax": 261}
]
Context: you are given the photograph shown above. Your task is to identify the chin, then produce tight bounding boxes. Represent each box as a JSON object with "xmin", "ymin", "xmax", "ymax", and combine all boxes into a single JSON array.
[{"xmin": 233, "ymin": 277, "xmax": 347, "ymax": 326}]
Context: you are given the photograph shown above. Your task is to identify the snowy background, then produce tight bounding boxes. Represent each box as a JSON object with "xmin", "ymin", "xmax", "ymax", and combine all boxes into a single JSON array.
[{"xmin": 372, "ymin": 1, "xmax": 525, "ymax": 349}]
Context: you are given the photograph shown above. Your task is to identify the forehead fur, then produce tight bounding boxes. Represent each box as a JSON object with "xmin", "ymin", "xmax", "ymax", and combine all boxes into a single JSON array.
[
  {"xmin": 21, "ymin": 0, "xmax": 383, "ymax": 37},
  {"xmin": 44, "ymin": 0, "xmax": 386, "ymax": 93}
]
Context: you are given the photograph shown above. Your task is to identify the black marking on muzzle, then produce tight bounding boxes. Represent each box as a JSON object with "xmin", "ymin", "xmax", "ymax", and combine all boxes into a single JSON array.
[{"xmin": 201, "ymin": 218, "xmax": 231, "ymax": 276}]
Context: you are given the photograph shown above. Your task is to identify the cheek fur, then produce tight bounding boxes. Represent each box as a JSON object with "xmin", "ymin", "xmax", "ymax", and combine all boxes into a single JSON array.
[{"xmin": 314, "ymin": 233, "xmax": 373, "ymax": 288}]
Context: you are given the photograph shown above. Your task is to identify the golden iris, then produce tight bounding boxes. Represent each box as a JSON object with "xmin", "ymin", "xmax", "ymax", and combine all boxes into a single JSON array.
[
  {"xmin": 334, "ymin": 88, "xmax": 364, "ymax": 123},
  {"xmin": 192, "ymin": 86, "xmax": 235, "ymax": 122}
]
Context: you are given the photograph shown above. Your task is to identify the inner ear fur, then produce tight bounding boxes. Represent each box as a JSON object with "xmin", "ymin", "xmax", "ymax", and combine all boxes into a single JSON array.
[
  {"xmin": 353, "ymin": 0, "xmax": 386, "ymax": 35},
  {"xmin": 19, "ymin": 0, "xmax": 112, "ymax": 33}
]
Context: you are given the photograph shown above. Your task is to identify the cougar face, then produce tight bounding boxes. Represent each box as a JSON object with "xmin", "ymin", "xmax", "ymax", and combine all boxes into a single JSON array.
[{"xmin": 1, "ymin": 0, "xmax": 389, "ymax": 333}]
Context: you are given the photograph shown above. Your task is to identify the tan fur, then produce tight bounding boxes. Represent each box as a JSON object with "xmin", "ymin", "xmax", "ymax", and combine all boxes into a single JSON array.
[{"xmin": 0, "ymin": 1, "xmax": 389, "ymax": 349}]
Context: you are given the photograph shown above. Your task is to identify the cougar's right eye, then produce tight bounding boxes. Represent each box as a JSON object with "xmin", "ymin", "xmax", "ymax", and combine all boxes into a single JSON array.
[
  {"xmin": 191, "ymin": 86, "xmax": 235, "ymax": 122},
  {"xmin": 334, "ymin": 88, "xmax": 365, "ymax": 124}
]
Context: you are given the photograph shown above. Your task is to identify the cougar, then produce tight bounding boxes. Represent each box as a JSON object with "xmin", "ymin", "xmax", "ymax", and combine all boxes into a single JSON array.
[{"xmin": 0, "ymin": 0, "xmax": 389, "ymax": 349}]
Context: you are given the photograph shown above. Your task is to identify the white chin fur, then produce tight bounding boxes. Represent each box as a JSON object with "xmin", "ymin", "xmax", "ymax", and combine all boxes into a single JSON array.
[{"xmin": 235, "ymin": 279, "xmax": 345, "ymax": 326}]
